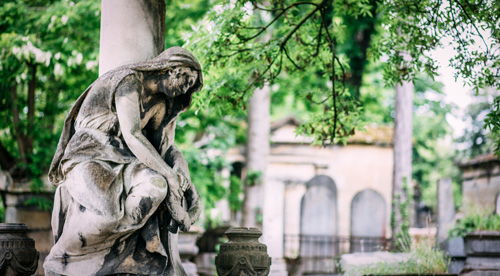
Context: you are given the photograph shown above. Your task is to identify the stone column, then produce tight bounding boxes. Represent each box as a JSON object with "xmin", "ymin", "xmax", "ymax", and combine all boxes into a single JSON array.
[
  {"xmin": 243, "ymin": 84, "xmax": 270, "ymax": 228},
  {"xmin": 437, "ymin": 178, "xmax": 455, "ymax": 245},
  {"xmin": 244, "ymin": 83, "xmax": 288, "ymax": 276},
  {"xmin": 262, "ymin": 178, "xmax": 288, "ymax": 276},
  {"xmin": 99, "ymin": 0, "xmax": 165, "ymax": 76},
  {"xmin": 392, "ymin": 62, "xmax": 414, "ymax": 243}
]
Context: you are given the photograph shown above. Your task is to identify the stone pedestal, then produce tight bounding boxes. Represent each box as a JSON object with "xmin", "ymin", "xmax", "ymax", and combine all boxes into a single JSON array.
[
  {"xmin": 263, "ymin": 178, "xmax": 288, "ymax": 276},
  {"xmin": 179, "ymin": 231, "xmax": 200, "ymax": 276},
  {"xmin": 437, "ymin": 178, "xmax": 455, "ymax": 245},
  {"xmin": 0, "ymin": 223, "xmax": 39, "ymax": 276},
  {"xmin": 445, "ymin": 237, "xmax": 466, "ymax": 274},
  {"xmin": 267, "ymin": 258, "xmax": 288, "ymax": 276},
  {"xmin": 461, "ymin": 231, "xmax": 500, "ymax": 275}
]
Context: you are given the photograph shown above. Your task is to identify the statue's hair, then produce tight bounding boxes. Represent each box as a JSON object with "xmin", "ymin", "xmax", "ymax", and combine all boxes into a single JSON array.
[{"xmin": 112, "ymin": 46, "xmax": 203, "ymax": 94}]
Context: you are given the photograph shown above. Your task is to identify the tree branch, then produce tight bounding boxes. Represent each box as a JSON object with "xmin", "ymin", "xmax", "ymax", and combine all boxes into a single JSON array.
[
  {"xmin": 283, "ymin": 46, "xmax": 305, "ymax": 70},
  {"xmin": 279, "ymin": 1, "xmax": 323, "ymax": 50},
  {"xmin": 236, "ymin": 2, "xmax": 317, "ymax": 43},
  {"xmin": 453, "ymin": 0, "xmax": 490, "ymax": 55},
  {"xmin": 252, "ymin": 1, "xmax": 318, "ymax": 12}
]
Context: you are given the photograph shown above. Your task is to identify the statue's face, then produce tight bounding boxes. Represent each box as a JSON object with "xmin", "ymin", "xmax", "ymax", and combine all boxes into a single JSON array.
[{"xmin": 159, "ymin": 66, "xmax": 198, "ymax": 98}]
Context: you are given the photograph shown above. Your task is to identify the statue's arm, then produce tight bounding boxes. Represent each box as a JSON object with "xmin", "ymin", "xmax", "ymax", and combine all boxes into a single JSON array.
[
  {"xmin": 168, "ymin": 144, "xmax": 202, "ymax": 225},
  {"xmin": 115, "ymin": 75, "xmax": 181, "ymax": 199},
  {"xmin": 167, "ymin": 145, "xmax": 190, "ymax": 182}
]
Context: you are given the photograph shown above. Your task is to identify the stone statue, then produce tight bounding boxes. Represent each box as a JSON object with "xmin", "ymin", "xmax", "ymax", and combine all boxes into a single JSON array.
[{"xmin": 44, "ymin": 47, "xmax": 203, "ymax": 276}]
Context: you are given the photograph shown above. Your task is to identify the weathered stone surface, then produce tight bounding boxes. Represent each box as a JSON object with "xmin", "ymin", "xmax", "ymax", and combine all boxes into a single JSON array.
[
  {"xmin": 44, "ymin": 47, "xmax": 203, "ymax": 276},
  {"xmin": 459, "ymin": 154, "xmax": 500, "ymax": 213},
  {"xmin": 446, "ymin": 237, "xmax": 466, "ymax": 275},
  {"xmin": 301, "ymin": 175, "xmax": 337, "ymax": 238},
  {"xmin": 0, "ymin": 223, "xmax": 39, "ymax": 276},
  {"xmin": 464, "ymin": 231, "xmax": 500, "ymax": 256},
  {"xmin": 437, "ymin": 178, "xmax": 455, "ymax": 245},
  {"xmin": 496, "ymin": 193, "xmax": 500, "ymax": 214},
  {"xmin": 350, "ymin": 189, "xmax": 386, "ymax": 253},
  {"xmin": 179, "ymin": 231, "xmax": 200, "ymax": 276},
  {"xmin": 99, "ymin": 0, "xmax": 165, "ymax": 75},
  {"xmin": 215, "ymin": 227, "xmax": 271, "ymax": 276},
  {"xmin": 461, "ymin": 231, "xmax": 500, "ymax": 275},
  {"xmin": 351, "ymin": 189, "xmax": 386, "ymax": 238}
]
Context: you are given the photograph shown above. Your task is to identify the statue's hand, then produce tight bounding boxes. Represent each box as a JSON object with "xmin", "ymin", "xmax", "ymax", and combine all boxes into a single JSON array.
[
  {"xmin": 178, "ymin": 213, "xmax": 192, "ymax": 232},
  {"xmin": 176, "ymin": 168, "xmax": 191, "ymax": 193},
  {"xmin": 164, "ymin": 173, "xmax": 182, "ymax": 201}
]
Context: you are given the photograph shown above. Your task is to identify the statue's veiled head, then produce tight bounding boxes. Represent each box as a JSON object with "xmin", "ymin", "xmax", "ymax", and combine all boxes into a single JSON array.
[{"xmin": 128, "ymin": 47, "xmax": 203, "ymax": 109}]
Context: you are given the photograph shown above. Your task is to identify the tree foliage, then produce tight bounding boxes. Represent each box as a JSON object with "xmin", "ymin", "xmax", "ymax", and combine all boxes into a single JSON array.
[
  {"xmin": 459, "ymin": 88, "xmax": 495, "ymax": 159},
  {"xmin": 0, "ymin": 0, "xmax": 100, "ymax": 182},
  {"xmin": 186, "ymin": 0, "xmax": 500, "ymax": 147}
]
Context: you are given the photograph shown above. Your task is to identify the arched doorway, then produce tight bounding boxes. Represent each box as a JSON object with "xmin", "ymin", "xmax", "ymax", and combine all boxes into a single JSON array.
[{"xmin": 350, "ymin": 189, "xmax": 386, "ymax": 252}]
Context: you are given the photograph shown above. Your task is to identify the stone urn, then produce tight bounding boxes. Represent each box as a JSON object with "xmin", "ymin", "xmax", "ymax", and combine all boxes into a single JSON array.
[
  {"xmin": 461, "ymin": 231, "xmax": 500, "ymax": 275},
  {"xmin": 0, "ymin": 223, "xmax": 39, "ymax": 276},
  {"xmin": 215, "ymin": 227, "xmax": 271, "ymax": 276}
]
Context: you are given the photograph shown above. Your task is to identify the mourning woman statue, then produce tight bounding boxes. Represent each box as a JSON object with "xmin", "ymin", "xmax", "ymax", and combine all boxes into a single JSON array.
[{"xmin": 44, "ymin": 47, "xmax": 203, "ymax": 276}]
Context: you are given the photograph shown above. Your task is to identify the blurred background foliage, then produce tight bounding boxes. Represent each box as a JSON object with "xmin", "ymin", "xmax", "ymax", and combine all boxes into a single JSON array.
[{"xmin": 1, "ymin": 0, "xmax": 497, "ymax": 225}]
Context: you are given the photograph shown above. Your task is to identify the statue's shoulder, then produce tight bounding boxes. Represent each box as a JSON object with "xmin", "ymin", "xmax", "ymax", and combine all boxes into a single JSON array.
[
  {"xmin": 97, "ymin": 68, "xmax": 142, "ymax": 86},
  {"xmin": 85, "ymin": 68, "xmax": 143, "ymax": 100}
]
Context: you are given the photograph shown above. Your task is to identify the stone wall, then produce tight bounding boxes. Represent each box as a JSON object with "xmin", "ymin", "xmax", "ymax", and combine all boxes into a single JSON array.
[
  {"xmin": 269, "ymin": 143, "xmax": 393, "ymax": 240},
  {"xmin": 459, "ymin": 153, "xmax": 500, "ymax": 212}
]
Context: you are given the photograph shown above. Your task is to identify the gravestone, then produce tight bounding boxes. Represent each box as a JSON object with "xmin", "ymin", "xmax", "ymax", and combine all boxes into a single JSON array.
[
  {"xmin": 300, "ymin": 175, "xmax": 338, "ymax": 274},
  {"xmin": 437, "ymin": 178, "xmax": 455, "ymax": 245},
  {"xmin": 496, "ymin": 192, "xmax": 500, "ymax": 215},
  {"xmin": 350, "ymin": 189, "xmax": 386, "ymax": 252}
]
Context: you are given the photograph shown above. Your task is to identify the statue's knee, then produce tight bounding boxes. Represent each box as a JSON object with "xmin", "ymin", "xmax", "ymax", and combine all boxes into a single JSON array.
[{"xmin": 149, "ymin": 177, "xmax": 167, "ymax": 201}]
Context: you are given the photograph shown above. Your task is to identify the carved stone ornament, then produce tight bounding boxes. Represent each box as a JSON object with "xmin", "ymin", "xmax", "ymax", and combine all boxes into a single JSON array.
[
  {"xmin": 0, "ymin": 223, "xmax": 39, "ymax": 276},
  {"xmin": 215, "ymin": 228, "xmax": 271, "ymax": 276},
  {"xmin": 43, "ymin": 47, "xmax": 203, "ymax": 276}
]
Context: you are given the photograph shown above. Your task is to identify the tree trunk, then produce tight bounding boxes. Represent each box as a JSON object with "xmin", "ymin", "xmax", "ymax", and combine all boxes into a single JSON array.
[
  {"xmin": 43, "ymin": 79, "xmax": 60, "ymax": 134},
  {"xmin": 26, "ymin": 63, "xmax": 36, "ymax": 154},
  {"xmin": 344, "ymin": 0, "xmax": 378, "ymax": 99},
  {"xmin": 9, "ymin": 84, "xmax": 28, "ymax": 165},
  {"xmin": 0, "ymin": 141, "xmax": 15, "ymax": 171},
  {"xmin": 242, "ymin": 84, "xmax": 270, "ymax": 228},
  {"xmin": 391, "ymin": 61, "xmax": 414, "ymax": 248}
]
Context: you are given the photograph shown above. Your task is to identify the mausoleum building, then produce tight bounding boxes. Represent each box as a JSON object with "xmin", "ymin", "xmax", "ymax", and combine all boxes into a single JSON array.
[
  {"xmin": 224, "ymin": 117, "xmax": 394, "ymax": 275},
  {"xmin": 459, "ymin": 152, "xmax": 500, "ymax": 214}
]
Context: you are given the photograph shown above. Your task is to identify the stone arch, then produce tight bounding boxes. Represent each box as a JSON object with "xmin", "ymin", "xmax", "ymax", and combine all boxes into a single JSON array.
[
  {"xmin": 350, "ymin": 189, "xmax": 386, "ymax": 252},
  {"xmin": 300, "ymin": 175, "xmax": 338, "ymax": 258}
]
